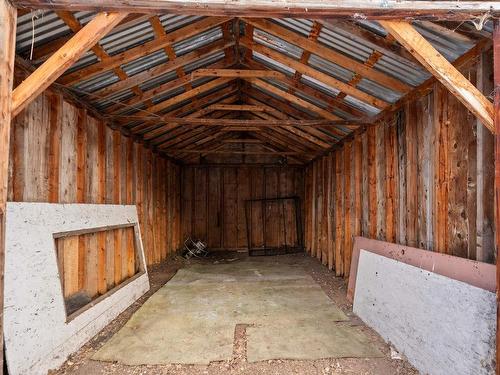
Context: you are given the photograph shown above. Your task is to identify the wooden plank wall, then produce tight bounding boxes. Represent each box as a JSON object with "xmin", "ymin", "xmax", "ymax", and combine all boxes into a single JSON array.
[
  {"xmin": 181, "ymin": 166, "xmax": 304, "ymax": 250},
  {"xmin": 56, "ymin": 226, "xmax": 138, "ymax": 301},
  {"xmin": 304, "ymin": 58, "xmax": 495, "ymax": 277},
  {"xmin": 8, "ymin": 90, "xmax": 182, "ymax": 267}
]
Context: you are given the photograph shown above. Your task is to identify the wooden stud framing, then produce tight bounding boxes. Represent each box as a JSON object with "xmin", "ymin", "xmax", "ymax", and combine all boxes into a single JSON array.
[
  {"xmin": 0, "ymin": 1, "xmax": 16, "ymax": 373},
  {"xmin": 493, "ymin": 20, "xmax": 500, "ymax": 375}
]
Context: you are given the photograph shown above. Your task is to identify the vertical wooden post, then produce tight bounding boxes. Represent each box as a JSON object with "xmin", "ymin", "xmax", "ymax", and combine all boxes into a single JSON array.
[
  {"xmin": 493, "ymin": 20, "xmax": 500, "ymax": 375},
  {"xmin": 0, "ymin": 1, "xmax": 17, "ymax": 373}
]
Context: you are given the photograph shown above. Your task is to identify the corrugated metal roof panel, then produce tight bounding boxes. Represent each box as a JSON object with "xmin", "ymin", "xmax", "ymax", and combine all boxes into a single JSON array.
[
  {"xmin": 373, "ymin": 55, "xmax": 429, "ymax": 87},
  {"xmin": 100, "ymin": 20, "xmax": 155, "ymax": 56},
  {"xmin": 273, "ymin": 18, "xmax": 313, "ymax": 37},
  {"xmin": 308, "ymin": 54, "xmax": 354, "ymax": 82},
  {"xmin": 138, "ymin": 70, "xmax": 179, "ymax": 92},
  {"xmin": 317, "ymin": 25, "xmax": 373, "ymax": 64},
  {"xmin": 13, "ymin": 11, "xmax": 491, "ymax": 160},
  {"xmin": 72, "ymin": 71, "xmax": 119, "ymax": 93},
  {"xmin": 16, "ymin": 11, "xmax": 70, "ymax": 56},
  {"xmin": 173, "ymin": 27, "xmax": 223, "ymax": 56},
  {"xmin": 356, "ymin": 78, "xmax": 401, "ymax": 104},
  {"xmin": 253, "ymin": 29, "xmax": 303, "ymax": 60},
  {"xmin": 183, "ymin": 50, "xmax": 226, "ymax": 72},
  {"xmin": 252, "ymin": 51, "xmax": 295, "ymax": 76},
  {"xmin": 65, "ymin": 51, "xmax": 99, "ymax": 73},
  {"xmin": 93, "ymin": 90, "xmax": 136, "ymax": 111},
  {"xmin": 121, "ymin": 50, "xmax": 168, "ymax": 76},
  {"xmin": 249, "ymin": 82, "xmax": 318, "ymax": 119},
  {"xmin": 161, "ymin": 14, "xmax": 205, "ymax": 33}
]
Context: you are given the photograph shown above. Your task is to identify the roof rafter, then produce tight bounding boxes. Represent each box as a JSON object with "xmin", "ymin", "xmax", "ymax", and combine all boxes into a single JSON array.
[
  {"xmin": 59, "ymin": 16, "xmax": 232, "ymax": 85},
  {"xmin": 244, "ymin": 17, "xmax": 411, "ymax": 93},
  {"xmin": 380, "ymin": 20, "xmax": 494, "ymax": 132},
  {"xmin": 243, "ymin": 59, "xmax": 366, "ymax": 118},
  {"xmin": 240, "ymin": 37, "xmax": 388, "ymax": 109}
]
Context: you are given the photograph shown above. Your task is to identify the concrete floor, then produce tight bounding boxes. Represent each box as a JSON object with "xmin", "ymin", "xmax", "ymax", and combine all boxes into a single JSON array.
[{"xmin": 94, "ymin": 258, "xmax": 382, "ymax": 365}]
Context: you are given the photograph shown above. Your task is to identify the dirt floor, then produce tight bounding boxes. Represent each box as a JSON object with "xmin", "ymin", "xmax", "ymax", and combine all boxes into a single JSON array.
[{"xmin": 50, "ymin": 252, "xmax": 418, "ymax": 375}]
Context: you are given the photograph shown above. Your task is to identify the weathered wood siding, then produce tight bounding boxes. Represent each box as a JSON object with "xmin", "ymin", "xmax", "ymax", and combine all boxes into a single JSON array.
[
  {"xmin": 181, "ymin": 166, "xmax": 304, "ymax": 250},
  {"xmin": 8, "ymin": 90, "xmax": 182, "ymax": 267},
  {"xmin": 305, "ymin": 69, "xmax": 495, "ymax": 276},
  {"xmin": 56, "ymin": 226, "xmax": 139, "ymax": 301}
]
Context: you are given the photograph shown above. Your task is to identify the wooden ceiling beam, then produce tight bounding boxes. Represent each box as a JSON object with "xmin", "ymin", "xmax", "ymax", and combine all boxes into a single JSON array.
[
  {"xmin": 192, "ymin": 68, "xmax": 283, "ymax": 79},
  {"xmin": 151, "ymin": 124, "xmax": 213, "ymax": 149},
  {"xmin": 248, "ymin": 119, "xmax": 323, "ymax": 152},
  {"xmin": 95, "ymin": 39, "xmax": 234, "ymax": 100},
  {"xmin": 207, "ymin": 103, "xmax": 276, "ymax": 113},
  {"xmin": 146, "ymin": 77, "xmax": 235, "ymax": 115},
  {"xmin": 139, "ymin": 91, "xmax": 240, "ymax": 139},
  {"xmin": 178, "ymin": 135, "xmax": 233, "ymax": 162},
  {"xmin": 12, "ymin": 1, "xmax": 499, "ymax": 20},
  {"xmin": 288, "ymin": 20, "xmax": 322, "ymax": 96},
  {"xmin": 159, "ymin": 124, "xmax": 228, "ymax": 154},
  {"xmin": 208, "ymin": 104, "xmax": 267, "ymax": 111},
  {"xmin": 255, "ymin": 119, "xmax": 332, "ymax": 149},
  {"xmin": 380, "ymin": 20, "xmax": 494, "ymax": 133},
  {"xmin": 221, "ymin": 20, "xmax": 236, "ymax": 63},
  {"xmin": 222, "ymin": 139, "xmax": 262, "ymax": 143},
  {"xmin": 219, "ymin": 127, "xmax": 262, "ymax": 132},
  {"xmin": 180, "ymin": 134, "xmax": 307, "ymax": 163},
  {"xmin": 132, "ymin": 117, "xmax": 362, "ymax": 128},
  {"xmin": 245, "ymin": 17, "xmax": 411, "ymax": 93},
  {"xmin": 149, "ymin": 15, "xmax": 192, "ymax": 92},
  {"xmin": 148, "ymin": 98, "xmax": 239, "ymax": 145},
  {"xmin": 167, "ymin": 85, "xmax": 238, "ymax": 117},
  {"xmin": 246, "ymin": 110, "xmax": 335, "ymax": 151},
  {"xmin": 170, "ymin": 149, "xmax": 305, "ymax": 155},
  {"xmin": 254, "ymin": 132, "xmax": 311, "ymax": 158},
  {"xmin": 240, "ymin": 37, "xmax": 388, "ymax": 109},
  {"xmin": 124, "ymin": 84, "xmax": 238, "ymax": 132},
  {"xmin": 242, "ymin": 85, "xmax": 316, "ymax": 119},
  {"xmin": 242, "ymin": 58, "xmax": 366, "ymax": 118},
  {"xmin": 59, "ymin": 16, "xmax": 231, "ymax": 85},
  {"xmin": 170, "ymin": 118, "xmax": 241, "ymax": 159},
  {"xmin": 369, "ymin": 34, "xmax": 492, "ymax": 126},
  {"xmin": 11, "ymin": 11, "xmax": 127, "ymax": 117},
  {"xmin": 260, "ymin": 128, "xmax": 319, "ymax": 154},
  {"xmin": 249, "ymin": 138, "xmax": 309, "ymax": 164},
  {"xmin": 185, "ymin": 94, "xmax": 240, "ymax": 119},
  {"xmin": 242, "ymin": 84, "xmax": 349, "ymax": 147},
  {"xmin": 154, "ymin": 123, "xmax": 220, "ymax": 149},
  {"xmin": 247, "ymin": 116, "xmax": 332, "ymax": 148},
  {"xmin": 249, "ymin": 109, "xmax": 343, "ymax": 141},
  {"xmin": 246, "ymin": 77, "xmax": 342, "ymax": 121},
  {"xmin": 242, "ymin": 96, "xmax": 288, "ymax": 120},
  {"xmin": 131, "ymin": 83, "xmax": 238, "ymax": 131}
]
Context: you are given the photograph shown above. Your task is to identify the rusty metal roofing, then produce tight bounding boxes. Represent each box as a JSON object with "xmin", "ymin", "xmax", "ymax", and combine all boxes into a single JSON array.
[{"xmin": 14, "ymin": 10, "xmax": 490, "ymax": 165}]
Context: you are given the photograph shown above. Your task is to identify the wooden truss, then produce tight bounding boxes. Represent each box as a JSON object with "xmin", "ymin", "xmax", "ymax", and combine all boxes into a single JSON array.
[{"xmin": 1, "ymin": 2, "xmax": 500, "ymax": 374}]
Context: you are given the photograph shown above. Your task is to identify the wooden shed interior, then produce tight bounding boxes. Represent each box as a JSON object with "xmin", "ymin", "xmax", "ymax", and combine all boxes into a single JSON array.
[{"xmin": 1, "ymin": 1, "xmax": 500, "ymax": 375}]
